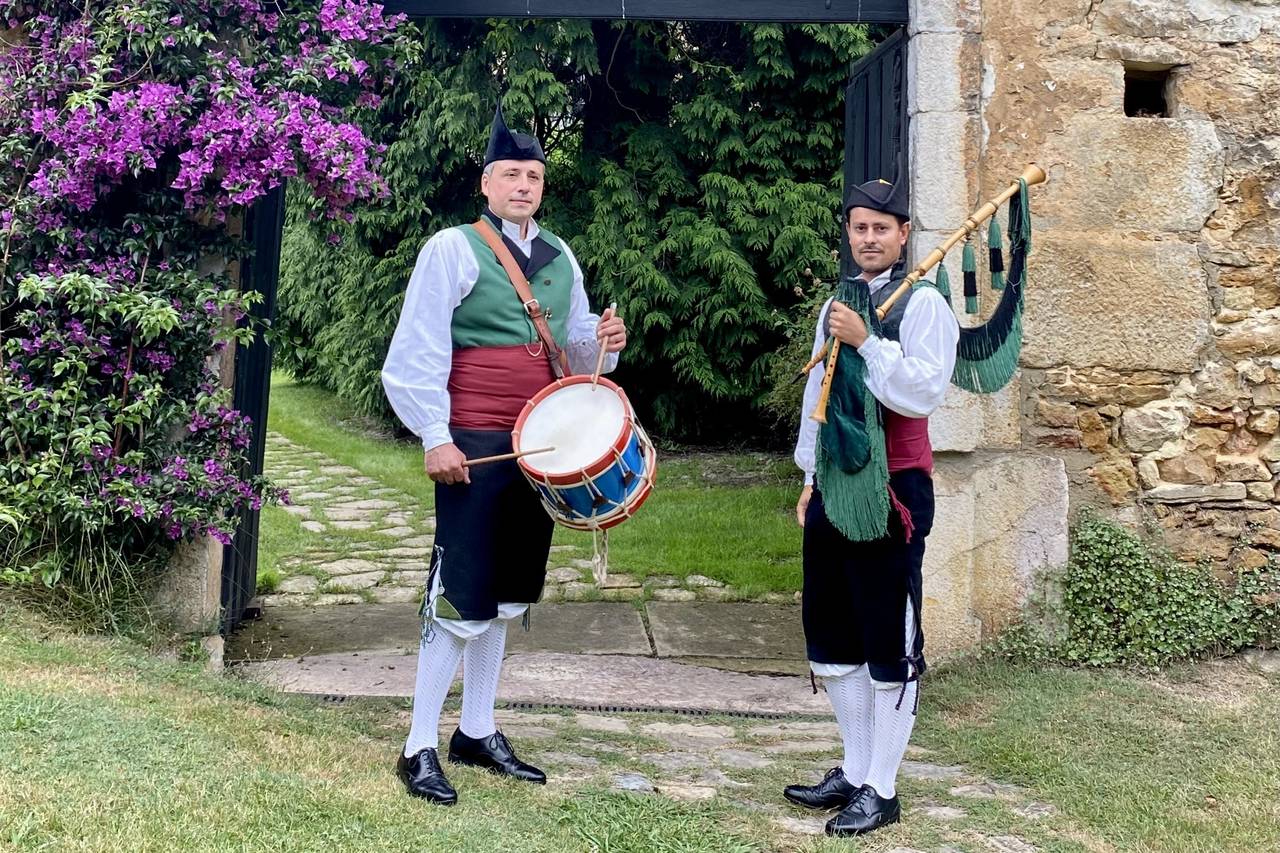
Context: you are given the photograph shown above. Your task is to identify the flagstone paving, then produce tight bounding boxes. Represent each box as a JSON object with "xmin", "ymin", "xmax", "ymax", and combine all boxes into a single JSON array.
[
  {"xmin": 261, "ymin": 431, "xmax": 800, "ymax": 607},
  {"xmin": 312, "ymin": 703, "xmax": 1071, "ymax": 852},
  {"xmin": 246, "ymin": 432, "xmax": 1082, "ymax": 852}
]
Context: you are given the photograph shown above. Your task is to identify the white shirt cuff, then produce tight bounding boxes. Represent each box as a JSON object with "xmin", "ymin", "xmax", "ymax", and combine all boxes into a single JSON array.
[
  {"xmin": 803, "ymin": 472, "xmax": 815, "ymax": 486},
  {"xmin": 857, "ymin": 334, "xmax": 884, "ymax": 358},
  {"xmin": 422, "ymin": 426, "xmax": 453, "ymax": 452}
]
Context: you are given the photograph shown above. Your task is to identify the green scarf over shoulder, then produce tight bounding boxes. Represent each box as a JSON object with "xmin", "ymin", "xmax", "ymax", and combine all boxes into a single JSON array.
[{"xmin": 814, "ymin": 275, "xmax": 891, "ymax": 543}]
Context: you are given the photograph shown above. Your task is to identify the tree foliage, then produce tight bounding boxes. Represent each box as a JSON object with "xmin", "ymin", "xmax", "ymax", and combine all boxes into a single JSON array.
[{"xmin": 277, "ymin": 19, "xmax": 874, "ymax": 441}]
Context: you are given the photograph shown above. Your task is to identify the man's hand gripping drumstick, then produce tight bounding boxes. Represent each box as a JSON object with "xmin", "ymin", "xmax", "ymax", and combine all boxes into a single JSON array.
[
  {"xmin": 592, "ymin": 302, "xmax": 626, "ymax": 388},
  {"xmin": 424, "ymin": 442, "xmax": 470, "ymax": 485}
]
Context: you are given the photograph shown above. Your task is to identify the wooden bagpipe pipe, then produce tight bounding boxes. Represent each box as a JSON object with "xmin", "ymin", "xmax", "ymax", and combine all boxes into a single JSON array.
[{"xmin": 804, "ymin": 164, "xmax": 1048, "ymax": 422}]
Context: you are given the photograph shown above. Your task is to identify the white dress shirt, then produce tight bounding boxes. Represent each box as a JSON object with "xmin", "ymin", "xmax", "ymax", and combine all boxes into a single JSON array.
[
  {"xmin": 381, "ymin": 215, "xmax": 618, "ymax": 451},
  {"xmin": 793, "ymin": 268, "xmax": 960, "ymax": 485}
]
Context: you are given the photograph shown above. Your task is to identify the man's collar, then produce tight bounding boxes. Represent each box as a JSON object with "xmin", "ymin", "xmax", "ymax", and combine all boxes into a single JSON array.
[
  {"xmin": 484, "ymin": 208, "xmax": 539, "ymax": 242},
  {"xmin": 859, "ymin": 267, "xmax": 895, "ymax": 295}
]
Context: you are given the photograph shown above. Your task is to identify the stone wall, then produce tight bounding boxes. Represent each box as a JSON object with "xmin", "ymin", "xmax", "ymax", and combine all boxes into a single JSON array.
[{"xmin": 908, "ymin": 0, "xmax": 1280, "ymax": 621}]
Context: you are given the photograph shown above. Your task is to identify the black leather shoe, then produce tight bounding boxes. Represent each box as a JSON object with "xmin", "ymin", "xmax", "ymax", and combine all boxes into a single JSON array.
[
  {"xmin": 448, "ymin": 728, "xmax": 547, "ymax": 784},
  {"xmin": 783, "ymin": 766, "xmax": 858, "ymax": 810},
  {"xmin": 396, "ymin": 747, "xmax": 457, "ymax": 805},
  {"xmin": 825, "ymin": 784, "xmax": 901, "ymax": 836}
]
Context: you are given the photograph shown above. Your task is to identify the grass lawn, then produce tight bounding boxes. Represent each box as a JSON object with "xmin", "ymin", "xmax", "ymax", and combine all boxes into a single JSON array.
[
  {"xmin": 264, "ymin": 373, "xmax": 803, "ymax": 597},
  {"xmin": 2, "ymin": 601, "xmax": 1277, "ymax": 852}
]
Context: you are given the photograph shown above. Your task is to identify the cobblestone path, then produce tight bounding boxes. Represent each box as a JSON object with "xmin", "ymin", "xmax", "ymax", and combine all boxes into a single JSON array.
[{"xmin": 261, "ymin": 431, "xmax": 798, "ymax": 608}]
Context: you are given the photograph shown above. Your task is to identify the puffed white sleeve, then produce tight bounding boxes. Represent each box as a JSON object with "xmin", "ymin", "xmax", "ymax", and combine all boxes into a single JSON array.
[
  {"xmin": 561, "ymin": 241, "xmax": 619, "ymax": 376},
  {"xmin": 380, "ymin": 230, "xmax": 477, "ymax": 451},
  {"xmin": 794, "ymin": 299, "xmax": 833, "ymax": 486},
  {"xmin": 857, "ymin": 287, "xmax": 959, "ymax": 418}
]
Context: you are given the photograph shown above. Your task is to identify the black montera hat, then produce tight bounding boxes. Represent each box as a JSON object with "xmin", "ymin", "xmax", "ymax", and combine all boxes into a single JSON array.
[{"xmin": 484, "ymin": 101, "xmax": 546, "ymax": 166}]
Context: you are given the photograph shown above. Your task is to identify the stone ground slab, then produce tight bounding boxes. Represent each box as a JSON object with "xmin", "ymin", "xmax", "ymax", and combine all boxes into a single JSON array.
[
  {"xmin": 235, "ymin": 651, "xmax": 831, "ymax": 715},
  {"xmin": 226, "ymin": 602, "xmax": 652, "ymax": 661},
  {"xmin": 227, "ymin": 601, "xmax": 418, "ymax": 660},
  {"xmin": 506, "ymin": 602, "xmax": 652, "ymax": 656},
  {"xmin": 646, "ymin": 601, "xmax": 806, "ymax": 660}
]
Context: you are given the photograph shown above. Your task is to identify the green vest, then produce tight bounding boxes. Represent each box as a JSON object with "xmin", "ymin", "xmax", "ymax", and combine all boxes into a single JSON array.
[{"xmin": 452, "ymin": 224, "xmax": 574, "ymax": 349}]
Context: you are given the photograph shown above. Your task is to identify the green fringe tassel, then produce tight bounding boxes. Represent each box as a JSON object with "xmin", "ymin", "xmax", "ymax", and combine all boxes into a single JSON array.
[
  {"xmin": 962, "ymin": 240, "xmax": 978, "ymax": 314},
  {"xmin": 933, "ymin": 260, "xmax": 952, "ymax": 303},
  {"xmin": 988, "ymin": 216, "xmax": 1005, "ymax": 291},
  {"xmin": 953, "ymin": 311, "xmax": 1023, "ymax": 393},
  {"xmin": 815, "ymin": 279, "xmax": 890, "ymax": 543},
  {"xmin": 950, "ymin": 178, "xmax": 1032, "ymax": 394}
]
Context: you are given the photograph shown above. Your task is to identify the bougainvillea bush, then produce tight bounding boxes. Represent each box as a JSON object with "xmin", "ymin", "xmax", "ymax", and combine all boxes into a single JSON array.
[{"xmin": 0, "ymin": 1, "xmax": 408, "ymax": 608}]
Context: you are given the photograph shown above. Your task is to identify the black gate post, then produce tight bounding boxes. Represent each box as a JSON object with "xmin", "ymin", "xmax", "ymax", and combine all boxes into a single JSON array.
[
  {"xmin": 842, "ymin": 28, "xmax": 908, "ymax": 277},
  {"xmin": 221, "ymin": 185, "xmax": 285, "ymax": 631}
]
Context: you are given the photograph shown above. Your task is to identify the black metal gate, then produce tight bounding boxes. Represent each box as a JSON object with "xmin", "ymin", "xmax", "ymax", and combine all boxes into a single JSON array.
[
  {"xmin": 843, "ymin": 27, "xmax": 908, "ymax": 273},
  {"xmin": 221, "ymin": 186, "xmax": 284, "ymax": 631}
]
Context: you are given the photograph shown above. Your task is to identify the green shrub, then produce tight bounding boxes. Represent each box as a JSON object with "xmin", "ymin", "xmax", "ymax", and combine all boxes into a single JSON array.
[
  {"xmin": 277, "ymin": 19, "xmax": 868, "ymax": 442},
  {"xmin": 997, "ymin": 513, "xmax": 1280, "ymax": 668}
]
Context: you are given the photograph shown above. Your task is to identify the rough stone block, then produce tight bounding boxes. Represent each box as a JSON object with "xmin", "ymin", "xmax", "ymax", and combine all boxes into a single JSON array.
[
  {"xmin": 930, "ymin": 380, "xmax": 1023, "ymax": 452},
  {"xmin": 1094, "ymin": 0, "xmax": 1274, "ymax": 43},
  {"xmin": 1022, "ymin": 233, "xmax": 1211, "ymax": 372},
  {"xmin": 908, "ymin": 32, "xmax": 980, "ymax": 114},
  {"xmin": 154, "ymin": 535, "xmax": 223, "ymax": 633},
  {"xmin": 1216, "ymin": 309, "xmax": 1280, "ymax": 357},
  {"xmin": 1216, "ymin": 454, "xmax": 1272, "ymax": 482},
  {"xmin": 910, "ymin": 112, "xmax": 977, "ymax": 231},
  {"xmin": 1038, "ymin": 116, "xmax": 1224, "ymax": 233},
  {"xmin": 1122, "ymin": 403, "xmax": 1190, "ymax": 452},
  {"xmin": 1144, "ymin": 482, "xmax": 1248, "ymax": 503}
]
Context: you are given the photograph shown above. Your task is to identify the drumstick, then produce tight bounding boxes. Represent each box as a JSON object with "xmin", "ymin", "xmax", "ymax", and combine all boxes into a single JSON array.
[
  {"xmin": 462, "ymin": 446, "xmax": 556, "ymax": 467},
  {"xmin": 592, "ymin": 302, "xmax": 618, "ymax": 389}
]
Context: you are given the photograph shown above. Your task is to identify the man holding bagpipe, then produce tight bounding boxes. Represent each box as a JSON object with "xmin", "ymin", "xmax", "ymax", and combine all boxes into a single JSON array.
[
  {"xmin": 784, "ymin": 161, "xmax": 1041, "ymax": 836},
  {"xmin": 381, "ymin": 104, "xmax": 627, "ymax": 805},
  {"xmin": 784, "ymin": 172, "xmax": 959, "ymax": 837}
]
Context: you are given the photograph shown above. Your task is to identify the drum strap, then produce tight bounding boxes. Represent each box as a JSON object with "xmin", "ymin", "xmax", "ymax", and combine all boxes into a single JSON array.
[{"xmin": 473, "ymin": 218, "xmax": 571, "ymax": 379}]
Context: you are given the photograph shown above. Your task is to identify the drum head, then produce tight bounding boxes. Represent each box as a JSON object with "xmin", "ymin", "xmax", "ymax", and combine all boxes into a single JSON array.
[{"xmin": 518, "ymin": 382, "xmax": 628, "ymax": 476}]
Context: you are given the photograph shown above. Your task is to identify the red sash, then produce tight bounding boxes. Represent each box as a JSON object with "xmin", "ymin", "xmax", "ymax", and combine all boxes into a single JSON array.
[
  {"xmin": 885, "ymin": 410, "xmax": 933, "ymax": 475},
  {"xmin": 449, "ymin": 345, "xmax": 555, "ymax": 431}
]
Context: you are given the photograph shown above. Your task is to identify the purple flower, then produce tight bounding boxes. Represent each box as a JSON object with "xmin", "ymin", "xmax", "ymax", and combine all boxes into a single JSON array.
[{"xmin": 164, "ymin": 456, "xmax": 189, "ymax": 480}]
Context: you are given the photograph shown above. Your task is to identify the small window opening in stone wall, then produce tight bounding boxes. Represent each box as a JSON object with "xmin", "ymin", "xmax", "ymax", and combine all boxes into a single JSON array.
[{"xmin": 1124, "ymin": 64, "xmax": 1173, "ymax": 118}]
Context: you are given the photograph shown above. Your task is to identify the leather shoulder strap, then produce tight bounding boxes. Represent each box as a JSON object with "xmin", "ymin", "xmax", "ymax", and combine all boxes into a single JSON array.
[{"xmin": 472, "ymin": 218, "xmax": 570, "ymax": 378}]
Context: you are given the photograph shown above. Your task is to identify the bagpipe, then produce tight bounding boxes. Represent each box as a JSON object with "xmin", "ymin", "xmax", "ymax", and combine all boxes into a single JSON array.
[
  {"xmin": 803, "ymin": 163, "xmax": 1048, "ymax": 422},
  {"xmin": 798, "ymin": 164, "xmax": 1046, "ymax": 543}
]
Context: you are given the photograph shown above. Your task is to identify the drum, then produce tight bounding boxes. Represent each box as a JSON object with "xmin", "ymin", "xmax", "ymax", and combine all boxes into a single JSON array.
[{"xmin": 512, "ymin": 375, "xmax": 657, "ymax": 531}]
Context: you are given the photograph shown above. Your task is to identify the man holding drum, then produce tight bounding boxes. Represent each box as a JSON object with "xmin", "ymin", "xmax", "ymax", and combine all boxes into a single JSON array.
[
  {"xmin": 785, "ymin": 174, "xmax": 959, "ymax": 836},
  {"xmin": 381, "ymin": 103, "xmax": 627, "ymax": 805}
]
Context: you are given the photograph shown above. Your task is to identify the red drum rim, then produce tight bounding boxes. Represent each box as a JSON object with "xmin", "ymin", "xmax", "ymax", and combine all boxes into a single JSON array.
[{"xmin": 512, "ymin": 374, "xmax": 637, "ymax": 486}]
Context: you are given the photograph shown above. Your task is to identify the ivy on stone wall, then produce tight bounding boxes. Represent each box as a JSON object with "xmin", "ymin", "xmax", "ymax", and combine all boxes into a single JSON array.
[{"xmin": 998, "ymin": 513, "xmax": 1280, "ymax": 668}]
